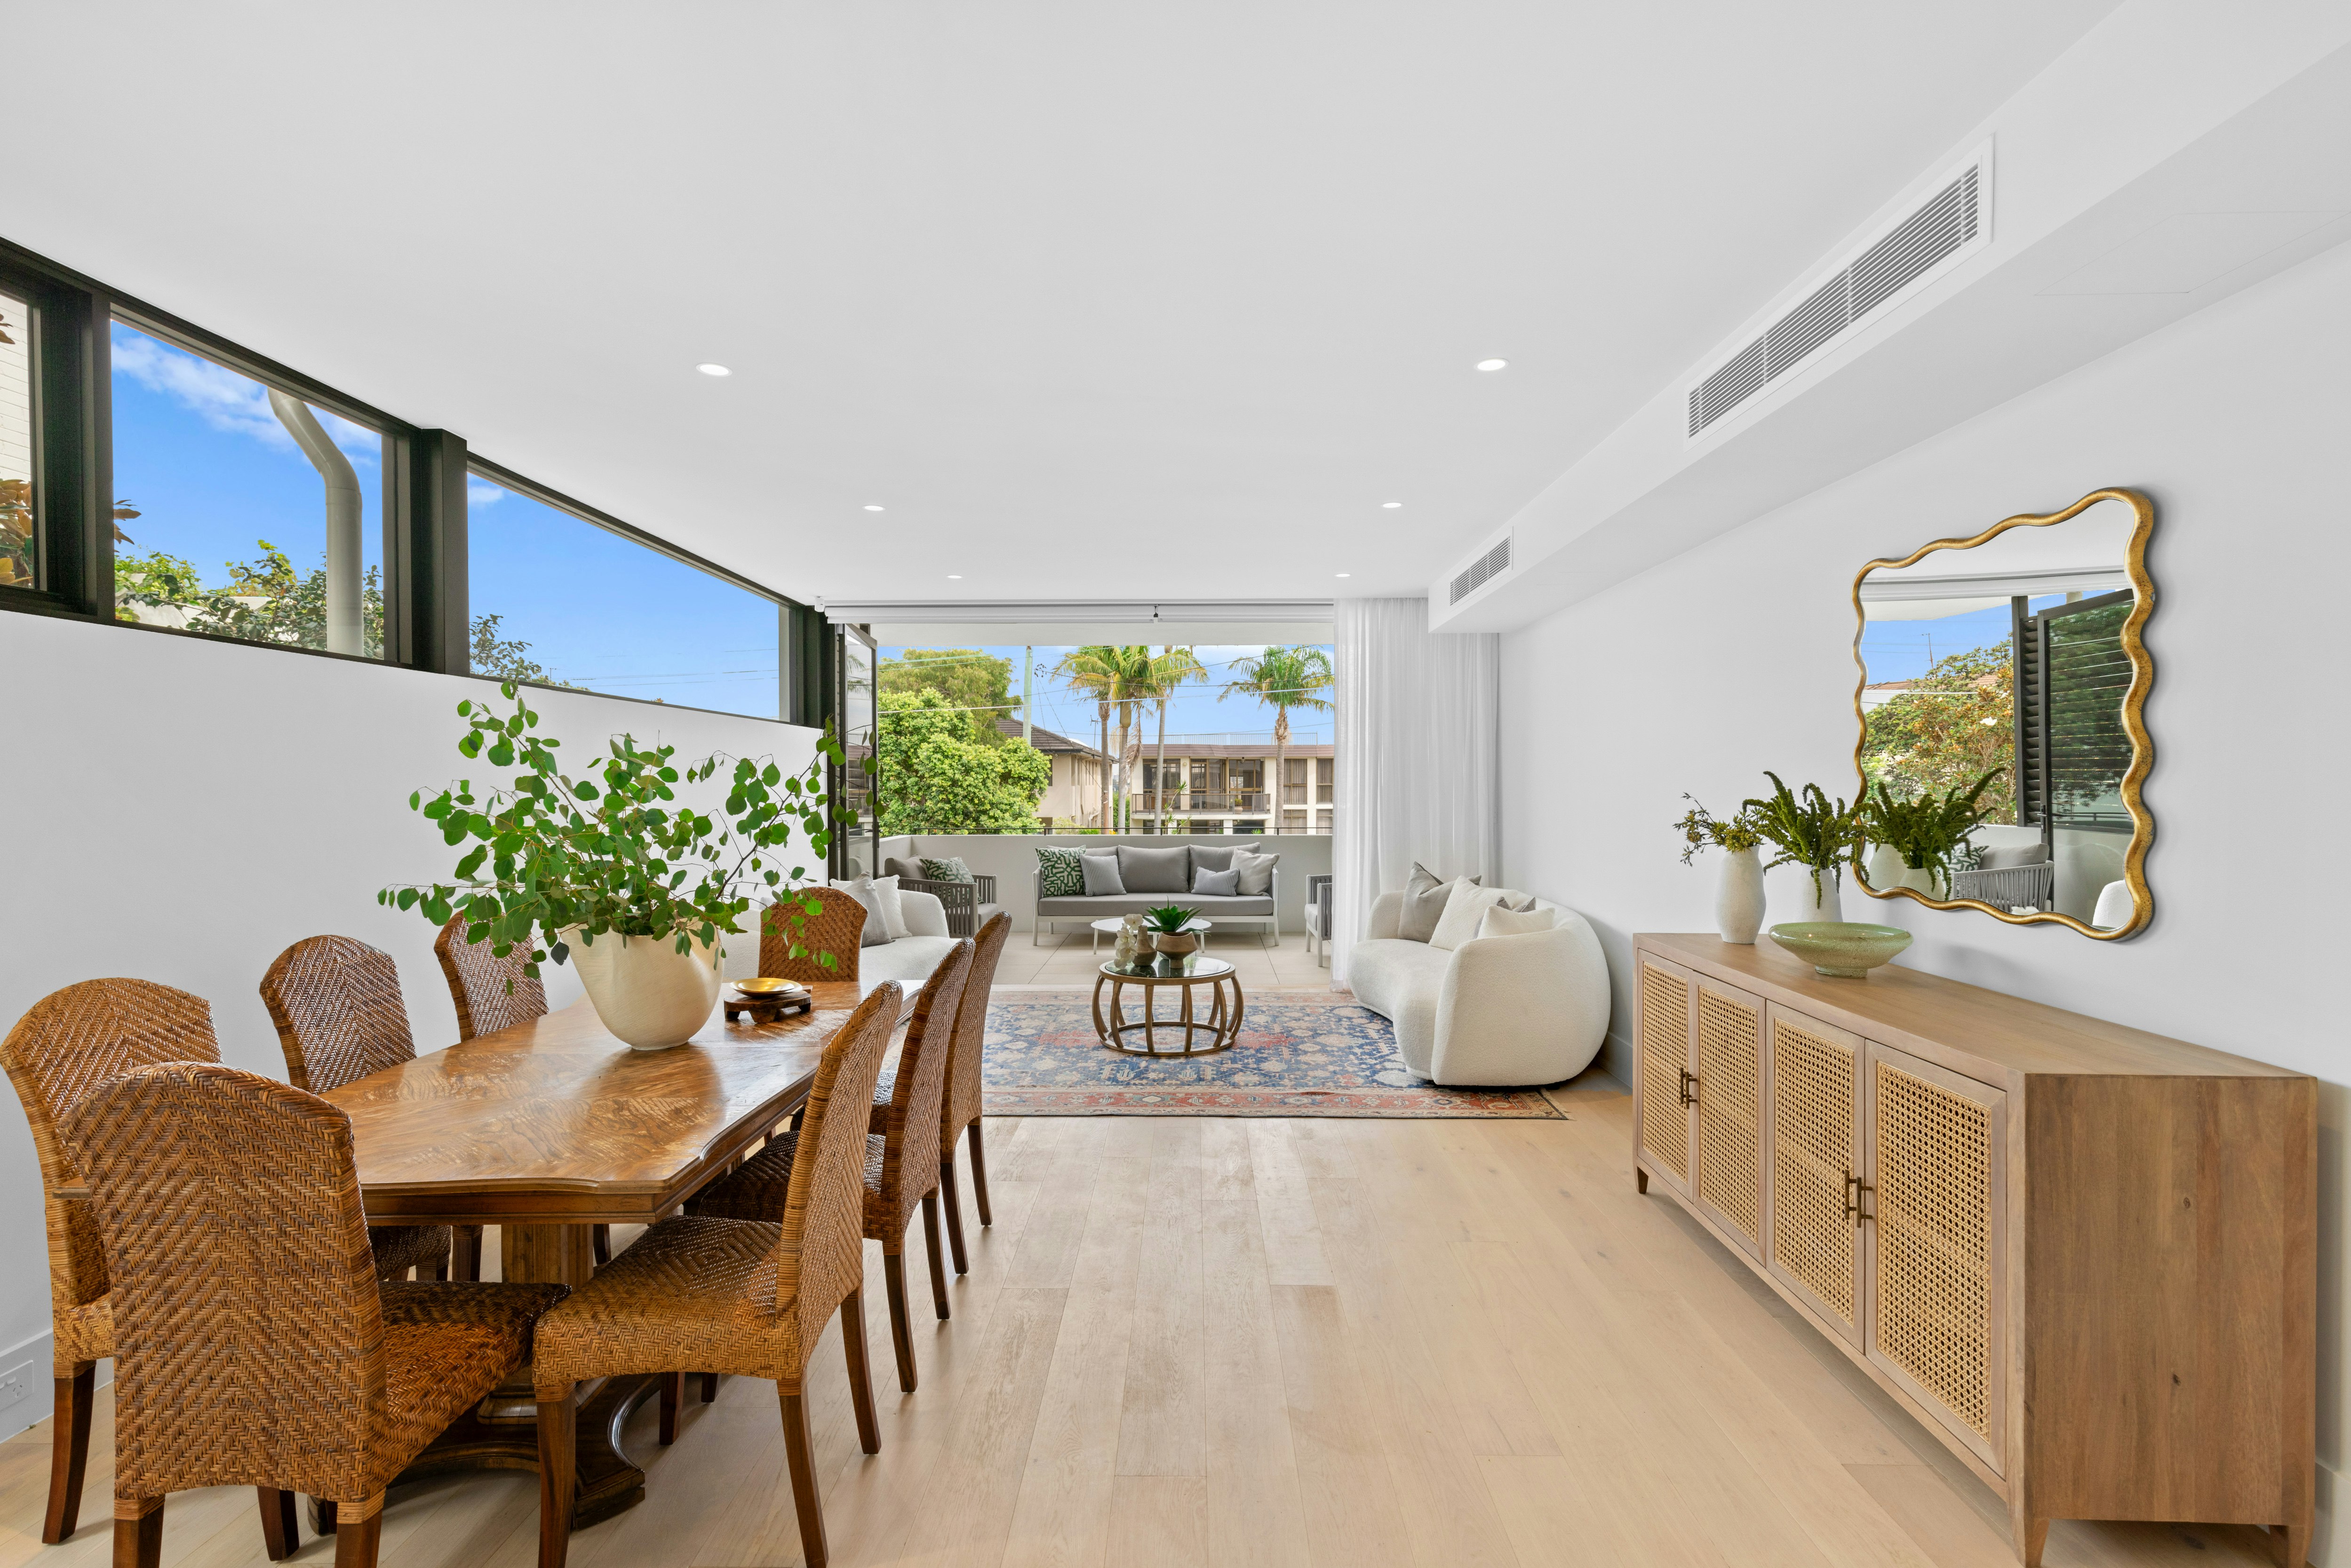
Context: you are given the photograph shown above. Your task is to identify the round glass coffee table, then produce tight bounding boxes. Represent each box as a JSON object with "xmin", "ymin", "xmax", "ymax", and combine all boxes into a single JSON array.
[{"xmin": 1092, "ymin": 956, "xmax": 1245, "ymax": 1056}]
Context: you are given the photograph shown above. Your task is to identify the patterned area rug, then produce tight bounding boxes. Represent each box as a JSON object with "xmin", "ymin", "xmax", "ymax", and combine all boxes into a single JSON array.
[{"xmin": 982, "ymin": 989, "xmax": 1567, "ymax": 1118}]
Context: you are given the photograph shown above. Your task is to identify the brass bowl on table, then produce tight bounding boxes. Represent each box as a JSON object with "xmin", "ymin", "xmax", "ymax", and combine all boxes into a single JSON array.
[
  {"xmin": 1148, "ymin": 931, "xmax": 1201, "ymax": 958},
  {"xmin": 733, "ymin": 977, "xmax": 806, "ymax": 998}
]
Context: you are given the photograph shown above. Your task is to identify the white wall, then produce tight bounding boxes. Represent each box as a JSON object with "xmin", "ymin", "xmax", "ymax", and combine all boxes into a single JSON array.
[
  {"xmin": 0, "ymin": 611, "xmax": 816, "ymax": 1433},
  {"xmin": 1499, "ymin": 240, "xmax": 2351, "ymax": 1554}
]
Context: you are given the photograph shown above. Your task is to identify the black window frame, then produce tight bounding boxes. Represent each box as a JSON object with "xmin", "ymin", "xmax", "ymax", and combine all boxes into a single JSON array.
[{"xmin": 0, "ymin": 232, "xmax": 823, "ymax": 731}]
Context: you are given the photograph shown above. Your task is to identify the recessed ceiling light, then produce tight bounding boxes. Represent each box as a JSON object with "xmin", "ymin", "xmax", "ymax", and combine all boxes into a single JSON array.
[
  {"xmin": 947, "ymin": 574, "xmax": 962, "ymax": 580},
  {"xmin": 863, "ymin": 504, "xmax": 885, "ymax": 512},
  {"xmin": 696, "ymin": 363, "xmax": 732, "ymax": 377},
  {"xmin": 1381, "ymin": 501, "xmax": 1403, "ymax": 509},
  {"xmin": 1475, "ymin": 358, "xmax": 1508, "ymax": 372},
  {"xmin": 1336, "ymin": 572, "xmax": 1352, "ymax": 578}
]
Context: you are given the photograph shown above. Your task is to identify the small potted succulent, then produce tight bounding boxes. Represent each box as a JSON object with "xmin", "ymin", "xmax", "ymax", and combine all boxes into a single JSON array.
[
  {"xmin": 383, "ymin": 685, "xmax": 844, "ymax": 1050},
  {"xmin": 1142, "ymin": 904, "xmax": 1204, "ymax": 960}
]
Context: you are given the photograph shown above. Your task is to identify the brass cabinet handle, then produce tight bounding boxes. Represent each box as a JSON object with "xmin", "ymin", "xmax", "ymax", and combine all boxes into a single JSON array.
[
  {"xmin": 1678, "ymin": 1068, "xmax": 1698, "ymax": 1107},
  {"xmin": 1842, "ymin": 1168, "xmax": 1874, "ymax": 1224}
]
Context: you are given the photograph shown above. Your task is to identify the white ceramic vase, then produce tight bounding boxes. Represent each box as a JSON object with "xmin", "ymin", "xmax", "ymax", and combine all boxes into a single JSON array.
[
  {"xmin": 562, "ymin": 925, "xmax": 723, "ymax": 1051},
  {"xmin": 1865, "ymin": 844, "xmax": 1905, "ymax": 896},
  {"xmin": 1788, "ymin": 867, "xmax": 1844, "ymax": 924},
  {"xmin": 1714, "ymin": 847, "xmax": 1766, "ymax": 944}
]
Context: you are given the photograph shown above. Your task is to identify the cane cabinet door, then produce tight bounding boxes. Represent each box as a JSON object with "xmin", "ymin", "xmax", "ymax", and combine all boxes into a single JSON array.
[
  {"xmin": 1865, "ymin": 1043, "xmax": 2008, "ymax": 1475},
  {"xmin": 1765, "ymin": 1005, "xmax": 1865, "ymax": 1347},
  {"xmin": 1691, "ymin": 978, "xmax": 1767, "ymax": 1260},
  {"xmin": 1634, "ymin": 955, "xmax": 1697, "ymax": 1197}
]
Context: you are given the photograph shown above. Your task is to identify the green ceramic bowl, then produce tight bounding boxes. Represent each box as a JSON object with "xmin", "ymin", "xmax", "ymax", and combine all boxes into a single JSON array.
[{"xmin": 1768, "ymin": 922, "xmax": 1913, "ymax": 978}]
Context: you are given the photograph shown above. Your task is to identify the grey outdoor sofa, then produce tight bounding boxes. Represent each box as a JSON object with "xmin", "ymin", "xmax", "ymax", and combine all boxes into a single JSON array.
[{"xmin": 1033, "ymin": 842, "xmax": 1281, "ymax": 947}]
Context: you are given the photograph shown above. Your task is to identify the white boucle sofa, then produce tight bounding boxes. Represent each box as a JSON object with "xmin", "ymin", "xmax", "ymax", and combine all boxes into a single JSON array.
[{"xmin": 1349, "ymin": 889, "xmax": 1610, "ymax": 1086}]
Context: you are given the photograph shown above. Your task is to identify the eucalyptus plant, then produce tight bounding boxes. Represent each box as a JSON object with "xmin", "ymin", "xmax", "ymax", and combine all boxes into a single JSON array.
[
  {"xmin": 1743, "ymin": 772, "xmax": 1870, "ymax": 903},
  {"xmin": 1864, "ymin": 767, "xmax": 2005, "ymax": 894},
  {"xmin": 380, "ymin": 684, "xmax": 848, "ymax": 982},
  {"xmin": 1674, "ymin": 794, "xmax": 1766, "ymax": 867}
]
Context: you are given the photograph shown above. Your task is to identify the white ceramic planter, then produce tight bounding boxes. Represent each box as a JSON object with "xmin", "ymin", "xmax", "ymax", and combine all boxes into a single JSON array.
[
  {"xmin": 1714, "ymin": 847, "xmax": 1766, "ymax": 944},
  {"xmin": 562, "ymin": 925, "xmax": 723, "ymax": 1051},
  {"xmin": 1787, "ymin": 867, "xmax": 1844, "ymax": 924}
]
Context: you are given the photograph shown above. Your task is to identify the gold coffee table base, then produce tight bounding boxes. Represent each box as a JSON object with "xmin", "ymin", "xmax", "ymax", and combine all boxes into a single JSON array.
[{"xmin": 1092, "ymin": 958, "xmax": 1245, "ymax": 1056}]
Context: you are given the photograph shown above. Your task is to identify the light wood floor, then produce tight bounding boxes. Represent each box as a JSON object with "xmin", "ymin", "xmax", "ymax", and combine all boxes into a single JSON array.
[{"xmin": 0, "ymin": 1083, "xmax": 2287, "ymax": 1568}]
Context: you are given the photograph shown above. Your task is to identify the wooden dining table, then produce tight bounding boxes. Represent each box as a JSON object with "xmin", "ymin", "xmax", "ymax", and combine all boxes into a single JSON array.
[{"xmin": 327, "ymin": 979, "xmax": 909, "ymax": 1526}]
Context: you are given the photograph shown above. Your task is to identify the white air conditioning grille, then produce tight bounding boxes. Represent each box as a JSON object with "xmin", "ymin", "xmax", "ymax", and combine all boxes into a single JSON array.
[
  {"xmin": 1450, "ymin": 535, "xmax": 1512, "ymax": 605},
  {"xmin": 1687, "ymin": 156, "xmax": 1985, "ymax": 438}
]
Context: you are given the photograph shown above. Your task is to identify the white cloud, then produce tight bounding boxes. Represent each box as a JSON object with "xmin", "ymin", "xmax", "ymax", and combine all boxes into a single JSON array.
[
  {"xmin": 467, "ymin": 479, "xmax": 507, "ymax": 507},
  {"xmin": 112, "ymin": 326, "xmax": 378, "ymax": 465}
]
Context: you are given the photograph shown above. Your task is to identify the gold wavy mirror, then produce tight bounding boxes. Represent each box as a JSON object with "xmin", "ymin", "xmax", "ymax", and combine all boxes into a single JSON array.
[{"xmin": 1851, "ymin": 487, "xmax": 2154, "ymax": 939}]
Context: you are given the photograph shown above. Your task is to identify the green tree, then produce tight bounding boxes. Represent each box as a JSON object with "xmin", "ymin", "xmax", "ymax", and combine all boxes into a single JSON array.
[
  {"xmin": 1861, "ymin": 645, "xmax": 2016, "ymax": 824},
  {"xmin": 875, "ymin": 688, "xmax": 1051, "ymax": 834},
  {"xmin": 1219, "ymin": 645, "xmax": 1334, "ymax": 827},
  {"xmin": 1138, "ymin": 646, "xmax": 1205, "ymax": 832},
  {"xmin": 879, "ymin": 648, "xmax": 1015, "ymax": 744},
  {"xmin": 1052, "ymin": 645, "xmax": 1152, "ymax": 829}
]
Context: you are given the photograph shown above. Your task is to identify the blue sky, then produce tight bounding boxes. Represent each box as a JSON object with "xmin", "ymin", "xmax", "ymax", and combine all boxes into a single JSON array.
[
  {"xmin": 111, "ymin": 322, "xmax": 780, "ymax": 719},
  {"xmin": 1858, "ymin": 597, "xmax": 2066, "ymax": 683},
  {"xmin": 879, "ymin": 645, "xmax": 1337, "ymax": 747}
]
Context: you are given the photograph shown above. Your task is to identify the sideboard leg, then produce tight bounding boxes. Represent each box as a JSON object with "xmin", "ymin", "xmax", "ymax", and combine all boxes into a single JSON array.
[
  {"xmin": 2014, "ymin": 1516, "xmax": 2048, "ymax": 1567},
  {"xmin": 2271, "ymin": 1520, "xmax": 2312, "ymax": 1568},
  {"xmin": 1634, "ymin": 1166, "xmax": 1649, "ymax": 1194}
]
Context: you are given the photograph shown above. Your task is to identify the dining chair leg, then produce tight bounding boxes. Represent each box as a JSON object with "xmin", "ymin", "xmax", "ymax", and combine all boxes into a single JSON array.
[
  {"xmin": 590, "ymin": 1226, "xmax": 611, "ymax": 1267},
  {"xmin": 939, "ymin": 1154, "xmax": 970, "ymax": 1274},
  {"xmin": 454, "ymin": 1225, "xmax": 482, "ymax": 1281},
  {"xmin": 779, "ymin": 1389, "xmax": 829, "ymax": 1568},
  {"xmin": 312, "ymin": 1498, "xmax": 338, "ymax": 1535},
  {"xmin": 840, "ymin": 1289, "xmax": 881, "ymax": 1455},
  {"xmin": 699, "ymin": 1372, "xmax": 719, "ymax": 1402},
  {"xmin": 882, "ymin": 1248, "xmax": 918, "ymax": 1393},
  {"xmin": 41, "ymin": 1361, "xmax": 95, "ymax": 1543},
  {"xmin": 332, "ymin": 1496, "xmax": 384, "ymax": 1568},
  {"xmin": 921, "ymin": 1193, "xmax": 950, "ymax": 1321},
  {"xmin": 257, "ymin": 1487, "xmax": 300, "ymax": 1561},
  {"xmin": 113, "ymin": 1496, "xmax": 164, "ymax": 1568},
  {"xmin": 968, "ymin": 1122, "xmax": 993, "ymax": 1226},
  {"xmin": 537, "ymin": 1388, "xmax": 577, "ymax": 1568},
  {"xmin": 659, "ymin": 1370, "xmax": 684, "ymax": 1444}
]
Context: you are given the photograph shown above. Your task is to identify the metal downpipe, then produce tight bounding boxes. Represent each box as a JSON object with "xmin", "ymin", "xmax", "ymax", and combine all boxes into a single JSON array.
[{"xmin": 267, "ymin": 390, "xmax": 364, "ymax": 656}]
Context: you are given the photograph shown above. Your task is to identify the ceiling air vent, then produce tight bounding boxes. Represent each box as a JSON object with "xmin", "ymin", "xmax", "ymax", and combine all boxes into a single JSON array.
[
  {"xmin": 1450, "ymin": 534, "xmax": 1511, "ymax": 605},
  {"xmin": 1687, "ymin": 150, "xmax": 1988, "ymax": 439}
]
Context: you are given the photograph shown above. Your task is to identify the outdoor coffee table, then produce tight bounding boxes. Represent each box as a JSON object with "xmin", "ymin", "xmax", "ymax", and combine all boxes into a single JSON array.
[
  {"xmin": 1089, "ymin": 915, "xmax": 1210, "ymax": 954},
  {"xmin": 1092, "ymin": 955, "xmax": 1245, "ymax": 1055}
]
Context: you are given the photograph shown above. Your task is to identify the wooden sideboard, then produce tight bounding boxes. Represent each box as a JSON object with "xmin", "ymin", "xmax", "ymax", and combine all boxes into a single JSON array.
[{"xmin": 1631, "ymin": 933, "xmax": 2314, "ymax": 1568}]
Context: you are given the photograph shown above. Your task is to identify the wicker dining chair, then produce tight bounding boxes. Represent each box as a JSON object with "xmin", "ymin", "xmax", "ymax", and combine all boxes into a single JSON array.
[
  {"xmin": 433, "ymin": 914, "xmax": 547, "ymax": 1273},
  {"xmin": 531, "ymin": 982, "xmax": 903, "ymax": 1568},
  {"xmin": 923, "ymin": 912, "xmax": 1010, "ymax": 1274},
  {"xmin": 759, "ymin": 885, "xmax": 869, "ymax": 984},
  {"xmin": 63, "ymin": 1060, "xmax": 571, "ymax": 1568},
  {"xmin": 262, "ymin": 936, "xmax": 455, "ymax": 1284},
  {"xmin": 691, "ymin": 939, "xmax": 972, "ymax": 1393},
  {"xmin": 0, "ymin": 979, "xmax": 273, "ymax": 1548}
]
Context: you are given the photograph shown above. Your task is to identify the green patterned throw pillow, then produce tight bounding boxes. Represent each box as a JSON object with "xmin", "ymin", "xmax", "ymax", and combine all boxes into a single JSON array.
[
  {"xmin": 1038, "ymin": 845, "xmax": 1086, "ymax": 898},
  {"xmin": 922, "ymin": 856, "xmax": 975, "ymax": 883}
]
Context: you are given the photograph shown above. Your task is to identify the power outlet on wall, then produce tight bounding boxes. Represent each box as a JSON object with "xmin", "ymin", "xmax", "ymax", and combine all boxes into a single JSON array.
[{"xmin": 0, "ymin": 1359, "xmax": 32, "ymax": 1416}]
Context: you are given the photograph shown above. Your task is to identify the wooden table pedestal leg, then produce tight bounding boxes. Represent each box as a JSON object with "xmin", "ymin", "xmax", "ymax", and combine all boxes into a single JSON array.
[{"xmin": 391, "ymin": 1222, "xmax": 658, "ymax": 1528}]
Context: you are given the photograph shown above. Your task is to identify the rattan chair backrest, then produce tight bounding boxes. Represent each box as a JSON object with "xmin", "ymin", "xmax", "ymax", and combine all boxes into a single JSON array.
[
  {"xmin": 261, "ymin": 935, "xmax": 418, "ymax": 1094},
  {"xmin": 770, "ymin": 980, "xmax": 899, "ymax": 1352},
  {"xmin": 760, "ymin": 886, "xmax": 867, "ymax": 984},
  {"xmin": 877, "ymin": 940, "xmax": 972, "ymax": 1209},
  {"xmin": 941, "ymin": 913, "xmax": 1010, "ymax": 1138},
  {"xmin": 434, "ymin": 914, "xmax": 548, "ymax": 1041},
  {"xmin": 0, "ymin": 979, "xmax": 220, "ymax": 1315},
  {"xmin": 64, "ymin": 1061, "xmax": 383, "ymax": 1502}
]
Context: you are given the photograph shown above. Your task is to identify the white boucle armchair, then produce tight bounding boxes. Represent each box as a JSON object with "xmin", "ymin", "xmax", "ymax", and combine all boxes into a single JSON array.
[{"xmin": 1347, "ymin": 889, "xmax": 1610, "ymax": 1086}]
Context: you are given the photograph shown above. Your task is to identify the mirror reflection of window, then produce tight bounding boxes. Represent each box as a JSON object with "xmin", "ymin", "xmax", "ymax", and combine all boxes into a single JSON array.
[{"xmin": 1855, "ymin": 494, "xmax": 2146, "ymax": 932}]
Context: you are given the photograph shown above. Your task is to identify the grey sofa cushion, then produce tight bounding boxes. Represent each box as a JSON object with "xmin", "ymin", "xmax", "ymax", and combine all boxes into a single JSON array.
[
  {"xmin": 1038, "ymin": 893, "xmax": 1275, "ymax": 918},
  {"xmin": 1116, "ymin": 843, "xmax": 1190, "ymax": 894},
  {"xmin": 1229, "ymin": 848, "xmax": 1278, "ymax": 896},
  {"xmin": 1082, "ymin": 852, "xmax": 1129, "ymax": 896},
  {"xmin": 1188, "ymin": 844, "xmax": 1242, "ymax": 874},
  {"xmin": 885, "ymin": 855, "xmax": 928, "ymax": 883},
  {"xmin": 1978, "ymin": 843, "xmax": 2050, "ymax": 869},
  {"xmin": 1193, "ymin": 866, "xmax": 1240, "ymax": 896},
  {"xmin": 1401, "ymin": 861, "xmax": 1478, "ymax": 943}
]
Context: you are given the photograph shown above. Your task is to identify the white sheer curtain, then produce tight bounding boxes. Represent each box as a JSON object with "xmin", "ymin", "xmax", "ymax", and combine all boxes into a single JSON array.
[{"xmin": 1331, "ymin": 597, "xmax": 1499, "ymax": 987}]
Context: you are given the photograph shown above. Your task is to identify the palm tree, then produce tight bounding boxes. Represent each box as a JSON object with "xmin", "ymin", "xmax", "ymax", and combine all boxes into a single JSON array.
[
  {"xmin": 1138, "ymin": 646, "xmax": 1206, "ymax": 832},
  {"xmin": 1219, "ymin": 645, "xmax": 1335, "ymax": 831},
  {"xmin": 1052, "ymin": 645, "xmax": 1155, "ymax": 829}
]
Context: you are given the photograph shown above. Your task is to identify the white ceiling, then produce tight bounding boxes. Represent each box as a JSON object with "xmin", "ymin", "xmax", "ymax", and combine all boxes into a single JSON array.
[{"xmin": 7, "ymin": 2, "xmax": 2120, "ymax": 607}]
